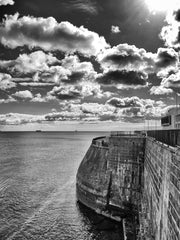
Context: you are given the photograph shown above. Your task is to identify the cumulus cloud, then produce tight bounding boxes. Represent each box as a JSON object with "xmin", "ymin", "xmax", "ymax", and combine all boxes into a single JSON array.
[
  {"xmin": 0, "ymin": 51, "xmax": 59, "ymax": 74},
  {"xmin": 31, "ymin": 93, "xmax": 47, "ymax": 103},
  {"xmin": 106, "ymin": 96, "xmax": 159, "ymax": 109},
  {"xmin": 97, "ymin": 44, "xmax": 155, "ymax": 72},
  {"xmin": 0, "ymin": 97, "xmax": 167, "ymax": 124},
  {"xmin": 150, "ymin": 86, "xmax": 173, "ymax": 95},
  {"xmin": 49, "ymin": 81, "xmax": 104, "ymax": 100},
  {"xmin": 0, "ymin": 53, "xmax": 98, "ymax": 89},
  {"xmin": 96, "ymin": 70, "xmax": 148, "ymax": 88},
  {"xmin": 160, "ymin": 71, "xmax": 180, "ymax": 92},
  {"xmin": 0, "ymin": 73, "xmax": 16, "ymax": 90},
  {"xmin": 155, "ymin": 48, "xmax": 178, "ymax": 69},
  {"xmin": 45, "ymin": 102, "xmax": 116, "ymax": 122},
  {"xmin": 50, "ymin": 97, "xmax": 166, "ymax": 123},
  {"xmin": 111, "ymin": 25, "xmax": 121, "ymax": 34},
  {"xmin": 120, "ymin": 100, "xmax": 165, "ymax": 121},
  {"xmin": 0, "ymin": 13, "xmax": 109, "ymax": 56},
  {"xmin": 0, "ymin": 0, "xmax": 14, "ymax": 6},
  {"xmin": 160, "ymin": 7, "xmax": 180, "ymax": 48},
  {"xmin": 107, "ymin": 96, "xmax": 145, "ymax": 108},
  {"xmin": 50, "ymin": 86, "xmax": 82, "ymax": 100},
  {"xmin": 0, "ymin": 97, "xmax": 16, "ymax": 104},
  {"xmin": 106, "ymin": 96, "xmax": 166, "ymax": 121},
  {"xmin": 0, "ymin": 113, "xmax": 45, "ymax": 125},
  {"xmin": 12, "ymin": 90, "xmax": 33, "ymax": 100},
  {"xmin": 97, "ymin": 44, "xmax": 179, "ymax": 79}
]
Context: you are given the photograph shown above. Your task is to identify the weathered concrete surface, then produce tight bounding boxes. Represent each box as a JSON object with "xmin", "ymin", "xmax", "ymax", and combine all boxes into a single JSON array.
[
  {"xmin": 76, "ymin": 135, "xmax": 145, "ymax": 222},
  {"xmin": 77, "ymin": 133, "xmax": 180, "ymax": 239},
  {"xmin": 139, "ymin": 137, "xmax": 180, "ymax": 240}
]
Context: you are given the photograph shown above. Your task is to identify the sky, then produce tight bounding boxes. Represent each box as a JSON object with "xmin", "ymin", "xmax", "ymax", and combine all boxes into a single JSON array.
[{"xmin": 0, "ymin": 0, "xmax": 180, "ymax": 131}]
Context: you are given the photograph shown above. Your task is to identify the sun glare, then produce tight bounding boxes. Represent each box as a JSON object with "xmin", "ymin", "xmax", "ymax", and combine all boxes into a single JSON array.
[{"xmin": 145, "ymin": 0, "xmax": 179, "ymax": 13}]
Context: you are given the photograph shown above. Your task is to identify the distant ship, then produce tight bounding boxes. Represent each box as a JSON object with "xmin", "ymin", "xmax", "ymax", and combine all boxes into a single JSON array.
[{"xmin": 35, "ymin": 130, "xmax": 42, "ymax": 132}]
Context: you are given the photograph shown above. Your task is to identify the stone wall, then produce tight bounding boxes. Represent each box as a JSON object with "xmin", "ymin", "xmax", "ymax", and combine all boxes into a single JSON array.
[
  {"xmin": 108, "ymin": 136, "xmax": 145, "ymax": 211},
  {"xmin": 140, "ymin": 137, "xmax": 180, "ymax": 240},
  {"xmin": 76, "ymin": 136, "xmax": 145, "ymax": 219}
]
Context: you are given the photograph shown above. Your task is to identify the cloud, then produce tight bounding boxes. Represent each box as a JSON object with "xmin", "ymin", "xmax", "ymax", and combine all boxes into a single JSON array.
[
  {"xmin": 0, "ymin": 0, "xmax": 14, "ymax": 6},
  {"xmin": 97, "ymin": 44, "xmax": 155, "ymax": 73},
  {"xmin": 0, "ymin": 113, "xmax": 45, "ymax": 125},
  {"xmin": 150, "ymin": 86, "xmax": 173, "ymax": 95},
  {"xmin": 160, "ymin": 7, "xmax": 180, "ymax": 48},
  {"xmin": 31, "ymin": 93, "xmax": 47, "ymax": 103},
  {"xmin": 160, "ymin": 71, "xmax": 180, "ymax": 92},
  {"xmin": 80, "ymin": 102, "xmax": 115, "ymax": 115},
  {"xmin": 0, "ymin": 97, "xmax": 167, "ymax": 125},
  {"xmin": 12, "ymin": 90, "xmax": 33, "ymax": 100},
  {"xmin": 155, "ymin": 48, "xmax": 178, "ymax": 69},
  {"xmin": 0, "ymin": 13, "xmax": 109, "ymax": 56},
  {"xmin": 0, "ymin": 97, "xmax": 16, "ymax": 104},
  {"xmin": 106, "ymin": 96, "xmax": 166, "ymax": 121},
  {"xmin": 0, "ymin": 73, "xmax": 16, "ymax": 90},
  {"xmin": 111, "ymin": 25, "xmax": 121, "ymax": 34},
  {"xmin": 18, "ymin": 82, "xmax": 54, "ymax": 87},
  {"xmin": 50, "ymin": 86, "xmax": 82, "ymax": 100},
  {"xmin": 106, "ymin": 96, "xmax": 145, "ymax": 108},
  {"xmin": 49, "ymin": 81, "xmax": 104, "ymax": 100},
  {"xmin": 97, "ymin": 44, "xmax": 178, "ymax": 78},
  {"xmin": 0, "ymin": 51, "xmax": 59, "ymax": 74},
  {"xmin": 120, "ymin": 100, "xmax": 166, "ymax": 121},
  {"xmin": 45, "ymin": 102, "xmax": 116, "ymax": 122},
  {"xmin": 62, "ymin": 0, "xmax": 98, "ymax": 15},
  {"xmin": 96, "ymin": 70, "xmax": 148, "ymax": 88},
  {"xmin": 0, "ymin": 53, "xmax": 98, "ymax": 88}
]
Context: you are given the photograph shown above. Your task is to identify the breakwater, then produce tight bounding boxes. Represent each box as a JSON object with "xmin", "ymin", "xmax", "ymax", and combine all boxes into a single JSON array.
[
  {"xmin": 76, "ymin": 131, "xmax": 180, "ymax": 239},
  {"xmin": 76, "ymin": 133, "xmax": 145, "ymax": 238}
]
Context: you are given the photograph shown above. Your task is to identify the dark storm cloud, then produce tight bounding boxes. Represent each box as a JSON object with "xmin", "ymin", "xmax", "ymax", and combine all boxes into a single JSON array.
[
  {"xmin": 0, "ymin": 13, "xmax": 109, "ymax": 56},
  {"xmin": 96, "ymin": 70, "xmax": 148, "ymax": 87}
]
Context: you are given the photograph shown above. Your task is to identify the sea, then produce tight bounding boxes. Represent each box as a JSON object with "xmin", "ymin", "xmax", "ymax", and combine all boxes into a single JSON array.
[{"xmin": 0, "ymin": 132, "xmax": 124, "ymax": 240}]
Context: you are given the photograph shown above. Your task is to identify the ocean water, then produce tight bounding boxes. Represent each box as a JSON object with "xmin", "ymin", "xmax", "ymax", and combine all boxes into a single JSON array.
[{"xmin": 0, "ymin": 132, "xmax": 124, "ymax": 240}]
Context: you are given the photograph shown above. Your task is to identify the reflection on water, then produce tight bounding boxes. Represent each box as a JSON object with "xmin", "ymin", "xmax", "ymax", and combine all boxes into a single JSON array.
[{"xmin": 0, "ymin": 132, "xmax": 123, "ymax": 240}]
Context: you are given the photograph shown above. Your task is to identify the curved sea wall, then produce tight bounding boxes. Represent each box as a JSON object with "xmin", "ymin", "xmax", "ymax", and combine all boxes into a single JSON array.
[
  {"xmin": 76, "ymin": 134, "xmax": 145, "ymax": 221},
  {"xmin": 76, "ymin": 132, "xmax": 180, "ymax": 239}
]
